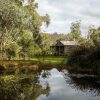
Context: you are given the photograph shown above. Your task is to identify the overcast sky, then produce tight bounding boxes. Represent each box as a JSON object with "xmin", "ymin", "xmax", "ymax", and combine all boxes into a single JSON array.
[{"xmin": 36, "ymin": 0, "xmax": 100, "ymax": 35}]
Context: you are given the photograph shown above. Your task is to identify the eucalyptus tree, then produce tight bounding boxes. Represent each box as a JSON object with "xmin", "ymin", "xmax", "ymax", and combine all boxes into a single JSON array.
[
  {"xmin": 18, "ymin": 30, "xmax": 35, "ymax": 59},
  {"xmin": 40, "ymin": 33, "xmax": 51, "ymax": 55},
  {"xmin": 69, "ymin": 21, "xmax": 81, "ymax": 41},
  {"xmin": 0, "ymin": 0, "xmax": 27, "ymax": 59},
  {"xmin": 88, "ymin": 26, "xmax": 100, "ymax": 47},
  {"xmin": 0, "ymin": 0, "xmax": 50, "ymax": 59},
  {"xmin": 23, "ymin": 0, "xmax": 50, "ymax": 45}
]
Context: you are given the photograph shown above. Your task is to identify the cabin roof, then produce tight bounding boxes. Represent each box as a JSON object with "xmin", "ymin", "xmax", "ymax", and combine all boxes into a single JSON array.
[
  {"xmin": 59, "ymin": 40, "xmax": 77, "ymax": 46},
  {"xmin": 50, "ymin": 40, "xmax": 78, "ymax": 47}
]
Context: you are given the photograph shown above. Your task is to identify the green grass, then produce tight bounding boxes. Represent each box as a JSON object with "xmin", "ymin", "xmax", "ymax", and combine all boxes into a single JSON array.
[
  {"xmin": 0, "ymin": 56, "xmax": 67, "ymax": 74},
  {"xmin": 0, "ymin": 56, "xmax": 67, "ymax": 65},
  {"xmin": 30, "ymin": 56, "xmax": 67, "ymax": 64}
]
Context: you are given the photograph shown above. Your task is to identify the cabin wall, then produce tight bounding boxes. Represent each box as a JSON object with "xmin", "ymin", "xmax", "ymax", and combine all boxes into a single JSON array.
[
  {"xmin": 64, "ymin": 45, "xmax": 78, "ymax": 55},
  {"xmin": 51, "ymin": 45, "xmax": 79, "ymax": 56}
]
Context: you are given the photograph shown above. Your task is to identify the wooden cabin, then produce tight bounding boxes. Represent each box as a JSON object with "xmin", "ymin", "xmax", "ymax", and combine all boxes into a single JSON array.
[{"xmin": 51, "ymin": 40, "xmax": 78, "ymax": 56}]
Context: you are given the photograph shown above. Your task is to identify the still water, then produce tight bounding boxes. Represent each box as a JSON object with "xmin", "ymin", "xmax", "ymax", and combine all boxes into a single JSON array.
[
  {"xmin": 37, "ymin": 68, "xmax": 100, "ymax": 100},
  {"xmin": 0, "ymin": 68, "xmax": 100, "ymax": 100}
]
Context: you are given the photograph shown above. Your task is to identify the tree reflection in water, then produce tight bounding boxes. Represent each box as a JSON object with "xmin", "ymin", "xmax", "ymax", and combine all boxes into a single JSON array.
[
  {"xmin": 1, "ymin": 68, "xmax": 100, "ymax": 100},
  {"xmin": 0, "ymin": 71, "xmax": 50, "ymax": 100},
  {"xmin": 38, "ymin": 70, "xmax": 51, "ymax": 97},
  {"xmin": 62, "ymin": 69, "xmax": 100, "ymax": 96}
]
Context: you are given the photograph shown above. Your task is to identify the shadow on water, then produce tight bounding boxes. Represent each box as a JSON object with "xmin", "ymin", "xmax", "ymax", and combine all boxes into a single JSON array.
[
  {"xmin": 62, "ymin": 69, "xmax": 100, "ymax": 96},
  {"xmin": 0, "ymin": 67, "xmax": 100, "ymax": 100}
]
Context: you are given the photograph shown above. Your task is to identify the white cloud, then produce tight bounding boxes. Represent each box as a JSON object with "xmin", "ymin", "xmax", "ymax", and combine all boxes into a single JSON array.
[{"xmin": 36, "ymin": 0, "xmax": 100, "ymax": 35}]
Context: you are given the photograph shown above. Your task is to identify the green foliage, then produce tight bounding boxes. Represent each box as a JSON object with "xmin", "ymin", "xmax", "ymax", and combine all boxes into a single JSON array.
[
  {"xmin": 0, "ymin": 0, "xmax": 26, "ymax": 30},
  {"xmin": 42, "ymin": 32, "xmax": 70, "ymax": 45},
  {"xmin": 6, "ymin": 42, "xmax": 21, "ymax": 59},
  {"xmin": 43, "ymin": 21, "xmax": 82, "ymax": 45},
  {"xmin": 42, "ymin": 14, "xmax": 50, "ymax": 27},
  {"xmin": 70, "ymin": 21, "xmax": 81, "ymax": 40},
  {"xmin": 67, "ymin": 23, "xmax": 100, "ymax": 75},
  {"xmin": 88, "ymin": 26, "xmax": 100, "ymax": 47},
  {"xmin": 0, "ymin": 0, "xmax": 50, "ymax": 60},
  {"xmin": 39, "ymin": 33, "xmax": 51, "ymax": 55}
]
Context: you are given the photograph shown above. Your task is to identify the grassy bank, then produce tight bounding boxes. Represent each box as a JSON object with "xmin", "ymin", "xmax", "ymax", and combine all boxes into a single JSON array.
[
  {"xmin": 0, "ymin": 56, "xmax": 67, "ymax": 100},
  {"xmin": 0, "ymin": 56, "xmax": 67, "ymax": 73},
  {"xmin": 17, "ymin": 56, "xmax": 67, "ymax": 64}
]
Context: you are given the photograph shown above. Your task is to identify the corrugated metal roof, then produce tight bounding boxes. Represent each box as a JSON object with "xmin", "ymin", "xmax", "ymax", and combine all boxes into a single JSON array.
[{"xmin": 60, "ymin": 40, "xmax": 78, "ymax": 45}]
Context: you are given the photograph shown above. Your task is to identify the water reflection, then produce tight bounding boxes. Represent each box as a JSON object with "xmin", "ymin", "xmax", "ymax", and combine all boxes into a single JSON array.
[
  {"xmin": 37, "ymin": 68, "xmax": 100, "ymax": 100},
  {"xmin": 0, "ymin": 72, "xmax": 50, "ymax": 100},
  {"xmin": 0, "ymin": 68, "xmax": 100, "ymax": 100},
  {"xmin": 62, "ymin": 69, "xmax": 100, "ymax": 96}
]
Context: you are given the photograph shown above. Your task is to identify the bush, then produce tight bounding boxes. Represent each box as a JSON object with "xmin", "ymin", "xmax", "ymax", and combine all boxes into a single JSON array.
[
  {"xmin": 67, "ymin": 46, "xmax": 100, "ymax": 75},
  {"xmin": 68, "ymin": 46, "xmax": 92, "ymax": 65}
]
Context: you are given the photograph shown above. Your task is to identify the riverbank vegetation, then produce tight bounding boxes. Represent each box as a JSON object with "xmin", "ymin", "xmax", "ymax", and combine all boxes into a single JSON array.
[
  {"xmin": 0, "ymin": 56, "xmax": 67, "ymax": 73},
  {"xmin": 67, "ymin": 23, "xmax": 100, "ymax": 75},
  {"xmin": 0, "ymin": 0, "xmax": 50, "ymax": 60}
]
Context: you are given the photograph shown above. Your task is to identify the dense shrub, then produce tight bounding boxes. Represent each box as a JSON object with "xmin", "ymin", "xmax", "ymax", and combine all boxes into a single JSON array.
[{"xmin": 67, "ymin": 46, "xmax": 100, "ymax": 75}]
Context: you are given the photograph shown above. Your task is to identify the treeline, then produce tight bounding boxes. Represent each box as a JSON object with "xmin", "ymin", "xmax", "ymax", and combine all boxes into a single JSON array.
[
  {"xmin": 0, "ymin": 0, "xmax": 50, "ymax": 60},
  {"xmin": 43, "ymin": 20, "xmax": 100, "ymax": 75},
  {"xmin": 43, "ymin": 32, "xmax": 69, "ymax": 44},
  {"xmin": 67, "ymin": 23, "xmax": 100, "ymax": 75},
  {"xmin": 44, "ymin": 21, "xmax": 84, "ymax": 45}
]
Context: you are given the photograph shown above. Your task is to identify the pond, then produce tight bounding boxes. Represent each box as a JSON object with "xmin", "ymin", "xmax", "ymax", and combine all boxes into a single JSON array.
[{"xmin": 0, "ymin": 68, "xmax": 100, "ymax": 100}]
